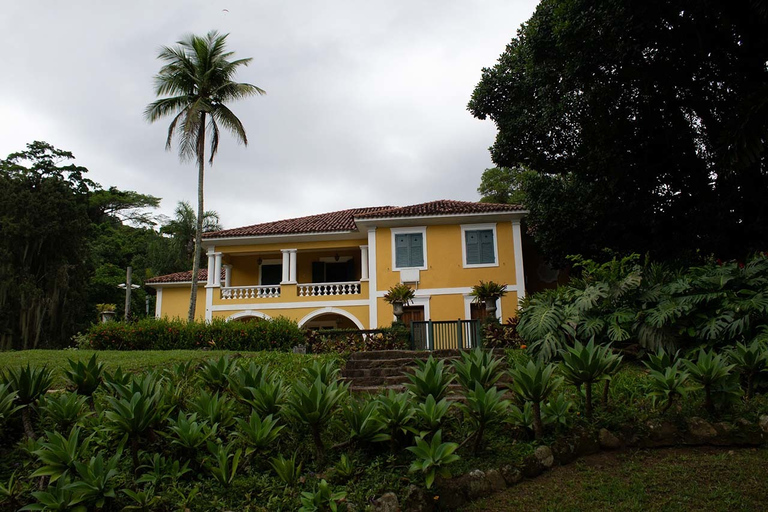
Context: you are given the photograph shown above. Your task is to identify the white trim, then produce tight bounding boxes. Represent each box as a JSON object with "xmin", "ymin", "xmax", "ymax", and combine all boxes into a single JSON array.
[
  {"xmin": 205, "ymin": 285, "xmax": 213, "ymax": 322},
  {"xmin": 206, "ymin": 248, "xmax": 216, "ymax": 286},
  {"xmin": 318, "ymin": 256, "xmax": 353, "ymax": 263},
  {"xmin": 390, "ymin": 226, "xmax": 428, "ymax": 271},
  {"xmin": 460, "ymin": 223, "xmax": 499, "ymax": 268},
  {"xmin": 463, "ymin": 294, "xmax": 502, "ymax": 321},
  {"xmin": 288, "ymin": 249, "xmax": 298, "ymax": 284},
  {"xmin": 203, "ymin": 230, "xmax": 365, "ymax": 246},
  {"xmin": 146, "ymin": 281, "xmax": 205, "ymax": 288},
  {"xmin": 155, "ymin": 288, "xmax": 163, "ymax": 318},
  {"xmin": 298, "ymin": 307, "xmax": 364, "ymax": 329},
  {"xmin": 376, "ymin": 286, "xmax": 473, "ymax": 297},
  {"xmin": 211, "ymin": 299, "xmax": 369, "ymax": 311},
  {"xmin": 356, "ymin": 210, "xmax": 528, "ymax": 226},
  {"xmin": 280, "ymin": 250, "xmax": 291, "ymax": 284},
  {"xmin": 225, "ymin": 310, "xmax": 273, "ymax": 322},
  {"xmin": 360, "ymin": 245, "xmax": 369, "ymax": 281},
  {"xmin": 213, "ymin": 253, "xmax": 223, "ymax": 286},
  {"xmin": 393, "ymin": 296, "xmax": 430, "ymax": 322},
  {"xmin": 223, "ymin": 265, "xmax": 232, "ymax": 288},
  {"xmin": 367, "ymin": 228, "xmax": 377, "ymax": 328},
  {"xmin": 511, "ymin": 220, "xmax": 526, "ymax": 304}
]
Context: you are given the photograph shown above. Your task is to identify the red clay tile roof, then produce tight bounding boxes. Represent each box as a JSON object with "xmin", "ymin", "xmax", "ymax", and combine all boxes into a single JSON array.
[
  {"xmin": 202, "ymin": 206, "xmax": 394, "ymax": 239},
  {"xmin": 146, "ymin": 269, "xmax": 211, "ymax": 284},
  {"xmin": 354, "ymin": 200, "xmax": 525, "ymax": 219}
]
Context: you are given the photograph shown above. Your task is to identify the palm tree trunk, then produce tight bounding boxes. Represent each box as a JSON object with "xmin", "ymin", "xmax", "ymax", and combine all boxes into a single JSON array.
[
  {"xmin": 532, "ymin": 401, "xmax": 544, "ymax": 440},
  {"xmin": 585, "ymin": 382, "xmax": 593, "ymax": 419},
  {"xmin": 21, "ymin": 407, "xmax": 36, "ymax": 440},
  {"xmin": 473, "ymin": 424, "xmax": 485, "ymax": 455},
  {"xmin": 188, "ymin": 113, "xmax": 207, "ymax": 322}
]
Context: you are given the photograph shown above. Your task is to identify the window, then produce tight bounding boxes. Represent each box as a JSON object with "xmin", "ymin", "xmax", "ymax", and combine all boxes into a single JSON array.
[
  {"xmin": 461, "ymin": 224, "xmax": 498, "ymax": 267},
  {"xmin": 391, "ymin": 227, "xmax": 427, "ymax": 270}
]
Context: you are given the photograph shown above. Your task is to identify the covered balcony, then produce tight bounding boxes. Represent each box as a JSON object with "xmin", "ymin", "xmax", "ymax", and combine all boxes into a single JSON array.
[{"xmin": 206, "ymin": 244, "xmax": 370, "ymax": 302}]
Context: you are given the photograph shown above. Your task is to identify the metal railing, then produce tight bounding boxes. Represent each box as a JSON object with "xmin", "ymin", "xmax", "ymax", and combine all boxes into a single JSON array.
[{"xmin": 410, "ymin": 319, "xmax": 482, "ymax": 351}]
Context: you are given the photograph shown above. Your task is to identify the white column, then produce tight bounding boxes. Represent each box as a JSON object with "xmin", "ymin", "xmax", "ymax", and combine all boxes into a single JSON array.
[
  {"xmin": 213, "ymin": 253, "xmax": 223, "ymax": 286},
  {"xmin": 288, "ymin": 249, "xmax": 298, "ymax": 284},
  {"xmin": 360, "ymin": 245, "xmax": 369, "ymax": 281},
  {"xmin": 280, "ymin": 250, "xmax": 291, "ymax": 284},
  {"xmin": 155, "ymin": 288, "xmax": 163, "ymax": 318},
  {"xmin": 206, "ymin": 249, "xmax": 216, "ymax": 286},
  {"xmin": 367, "ymin": 228, "xmax": 377, "ymax": 328},
  {"xmin": 511, "ymin": 219, "xmax": 526, "ymax": 303},
  {"xmin": 223, "ymin": 265, "xmax": 232, "ymax": 288}
]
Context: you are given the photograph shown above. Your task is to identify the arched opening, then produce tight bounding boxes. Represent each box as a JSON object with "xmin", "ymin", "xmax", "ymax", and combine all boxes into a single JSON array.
[
  {"xmin": 299, "ymin": 308, "xmax": 364, "ymax": 330},
  {"xmin": 225, "ymin": 310, "xmax": 272, "ymax": 322}
]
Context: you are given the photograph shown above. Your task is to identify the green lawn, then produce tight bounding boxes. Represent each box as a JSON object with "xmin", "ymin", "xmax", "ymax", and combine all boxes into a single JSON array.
[
  {"xmin": 0, "ymin": 349, "xmax": 341, "ymax": 387},
  {"xmin": 466, "ymin": 447, "xmax": 768, "ymax": 512}
]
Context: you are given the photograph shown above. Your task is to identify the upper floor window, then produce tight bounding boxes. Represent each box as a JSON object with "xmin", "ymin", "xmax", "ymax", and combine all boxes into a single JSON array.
[
  {"xmin": 391, "ymin": 227, "xmax": 427, "ymax": 270},
  {"xmin": 461, "ymin": 224, "xmax": 498, "ymax": 268}
]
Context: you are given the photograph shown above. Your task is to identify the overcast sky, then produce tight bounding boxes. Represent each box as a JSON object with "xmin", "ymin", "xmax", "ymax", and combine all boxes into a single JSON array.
[{"xmin": 1, "ymin": 1, "xmax": 538, "ymax": 229}]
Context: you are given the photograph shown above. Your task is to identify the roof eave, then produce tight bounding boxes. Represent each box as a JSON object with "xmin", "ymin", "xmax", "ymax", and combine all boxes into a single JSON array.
[
  {"xmin": 354, "ymin": 210, "xmax": 528, "ymax": 228},
  {"xmin": 202, "ymin": 229, "xmax": 366, "ymax": 247}
]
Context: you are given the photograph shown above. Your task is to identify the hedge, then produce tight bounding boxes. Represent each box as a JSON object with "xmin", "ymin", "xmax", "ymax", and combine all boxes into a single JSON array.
[
  {"xmin": 305, "ymin": 326, "xmax": 410, "ymax": 353},
  {"xmin": 83, "ymin": 317, "xmax": 304, "ymax": 351}
]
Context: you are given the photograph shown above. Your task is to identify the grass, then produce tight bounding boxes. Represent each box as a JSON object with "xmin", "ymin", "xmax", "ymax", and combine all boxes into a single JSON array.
[
  {"xmin": 466, "ymin": 446, "xmax": 768, "ymax": 512},
  {"xmin": 0, "ymin": 349, "xmax": 342, "ymax": 387}
]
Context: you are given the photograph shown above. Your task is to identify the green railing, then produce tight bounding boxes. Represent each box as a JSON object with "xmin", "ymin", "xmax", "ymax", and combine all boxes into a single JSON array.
[{"xmin": 410, "ymin": 319, "xmax": 482, "ymax": 351}]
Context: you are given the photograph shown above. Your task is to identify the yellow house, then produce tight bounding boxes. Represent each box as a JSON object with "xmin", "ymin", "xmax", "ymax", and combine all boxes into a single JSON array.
[{"xmin": 146, "ymin": 200, "xmax": 527, "ymax": 330}]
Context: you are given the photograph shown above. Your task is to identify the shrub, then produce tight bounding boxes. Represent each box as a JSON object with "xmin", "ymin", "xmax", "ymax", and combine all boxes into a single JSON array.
[
  {"xmin": 83, "ymin": 317, "xmax": 303, "ymax": 351},
  {"xmin": 305, "ymin": 326, "xmax": 409, "ymax": 354},
  {"xmin": 482, "ymin": 317, "xmax": 524, "ymax": 348}
]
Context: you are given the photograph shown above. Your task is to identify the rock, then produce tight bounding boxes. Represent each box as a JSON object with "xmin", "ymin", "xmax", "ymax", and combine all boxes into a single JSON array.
[
  {"xmin": 402, "ymin": 485, "xmax": 435, "ymax": 512},
  {"xmin": 644, "ymin": 420, "xmax": 678, "ymax": 447},
  {"xmin": 712, "ymin": 422, "xmax": 735, "ymax": 445},
  {"xmin": 686, "ymin": 417, "xmax": 717, "ymax": 444},
  {"xmin": 485, "ymin": 469, "xmax": 506, "ymax": 492},
  {"xmin": 371, "ymin": 492, "xmax": 399, "ymax": 512},
  {"xmin": 466, "ymin": 470, "xmax": 491, "ymax": 500},
  {"xmin": 550, "ymin": 437, "xmax": 577, "ymax": 464},
  {"xmin": 599, "ymin": 428, "xmax": 622, "ymax": 450},
  {"xmin": 759, "ymin": 415, "xmax": 768, "ymax": 434},
  {"xmin": 522, "ymin": 454, "xmax": 544, "ymax": 478},
  {"xmin": 572, "ymin": 429, "xmax": 601, "ymax": 456},
  {"xmin": 534, "ymin": 446, "xmax": 555, "ymax": 468},
  {"xmin": 734, "ymin": 417, "xmax": 765, "ymax": 446},
  {"xmin": 500, "ymin": 465, "xmax": 522, "ymax": 486}
]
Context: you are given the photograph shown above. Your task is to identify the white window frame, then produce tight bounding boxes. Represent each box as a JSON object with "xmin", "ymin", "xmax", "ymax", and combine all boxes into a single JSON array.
[
  {"xmin": 461, "ymin": 223, "xmax": 499, "ymax": 268},
  {"xmin": 391, "ymin": 226, "xmax": 428, "ymax": 271},
  {"xmin": 258, "ymin": 258, "xmax": 283, "ymax": 285}
]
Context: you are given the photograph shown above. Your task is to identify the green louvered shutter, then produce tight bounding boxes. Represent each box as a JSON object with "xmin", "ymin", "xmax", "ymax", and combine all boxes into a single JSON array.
[
  {"xmin": 466, "ymin": 231, "xmax": 480, "ymax": 264},
  {"xmin": 396, "ymin": 234, "xmax": 410, "ymax": 267},
  {"xmin": 479, "ymin": 230, "xmax": 495, "ymax": 264},
  {"xmin": 409, "ymin": 233, "xmax": 424, "ymax": 266}
]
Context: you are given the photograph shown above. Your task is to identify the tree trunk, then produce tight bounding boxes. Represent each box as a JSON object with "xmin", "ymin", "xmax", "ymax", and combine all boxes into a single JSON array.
[
  {"xmin": 188, "ymin": 113, "xmax": 207, "ymax": 322},
  {"xmin": 602, "ymin": 380, "xmax": 610, "ymax": 407},
  {"xmin": 585, "ymin": 382, "xmax": 593, "ymax": 419},
  {"xmin": 746, "ymin": 373, "xmax": 754, "ymax": 400},
  {"xmin": 473, "ymin": 424, "xmax": 485, "ymax": 455},
  {"xmin": 532, "ymin": 401, "xmax": 544, "ymax": 440},
  {"xmin": 704, "ymin": 384, "xmax": 714, "ymax": 415},
  {"xmin": 312, "ymin": 425, "xmax": 325, "ymax": 461},
  {"xmin": 21, "ymin": 407, "xmax": 36, "ymax": 440}
]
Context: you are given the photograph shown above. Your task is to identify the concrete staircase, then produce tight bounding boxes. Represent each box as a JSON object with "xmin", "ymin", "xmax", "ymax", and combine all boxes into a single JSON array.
[{"xmin": 341, "ymin": 349, "xmax": 508, "ymax": 395}]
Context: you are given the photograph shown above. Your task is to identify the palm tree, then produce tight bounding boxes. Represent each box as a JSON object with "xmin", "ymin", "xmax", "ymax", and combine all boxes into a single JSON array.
[{"xmin": 145, "ymin": 31, "xmax": 265, "ymax": 321}]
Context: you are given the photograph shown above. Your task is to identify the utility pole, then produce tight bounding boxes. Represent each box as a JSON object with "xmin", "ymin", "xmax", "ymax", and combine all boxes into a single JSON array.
[{"xmin": 118, "ymin": 267, "xmax": 140, "ymax": 321}]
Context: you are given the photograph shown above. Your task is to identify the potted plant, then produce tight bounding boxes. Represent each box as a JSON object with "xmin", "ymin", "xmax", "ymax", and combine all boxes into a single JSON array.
[
  {"xmin": 470, "ymin": 281, "xmax": 507, "ymax": 321},
  {"xmin": 96, "ymin": 303, "xmax": 117, "ymax": 323},
  {"xmin": 383, "ymin": 284, "xmax": 416, "ymax": 323}
]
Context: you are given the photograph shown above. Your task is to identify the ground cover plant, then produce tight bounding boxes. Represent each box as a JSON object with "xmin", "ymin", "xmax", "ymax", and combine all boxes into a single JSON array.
[{"xmin": 0, "ymin": 340, "xmax": 765, "ymax": 511}]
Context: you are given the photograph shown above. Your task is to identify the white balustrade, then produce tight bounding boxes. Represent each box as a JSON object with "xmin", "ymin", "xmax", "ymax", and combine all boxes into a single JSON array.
[
  {"xmin": 297, "ymin": 281, "xmax": 361, "ymax": 297},
  {"xmin": 221, "ymin": 285, "xmax": 281, "ymax": 300}
]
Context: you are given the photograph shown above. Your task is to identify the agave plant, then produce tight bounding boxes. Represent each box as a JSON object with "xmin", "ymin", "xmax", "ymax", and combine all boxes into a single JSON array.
[
  {"xmin": 198, "ymin": 356, "xmax": 235, "ymax": 392},
  {"xmin": 406, "ymin": 430, "xmax": 460, "ymax": 489},
  {"xmin": 235, "ymin": 411, "xmax": 284, "ymax": 456},
  {"xmin": 683, "ymin": 348, "xmax": 738, "ymax": 414},
  {"xmin": 405, "ymin": 355, "xmax": 456, "ymax": 402},
  {"xmin": 63, "ymin": 355, "xmax": 104, "ymax": 401},
  {"xmin": 0, "ymin": 383, "xmax": 22, "ymax": 434},
  {"xmin": 31, "ymin": 427, "xmax": 92, "ymax": 483},
  {"xmin": 339, "ymin": 398, "xmax": 387, "ymax": 447},
  {"xmin": 243, "ymin": 377, "xmax": 290, "ymax": 417},
  {"xmin": 728, "ymin": 340, "xmax": 768, "ymax": 399},
  {"xmin": 458, "ymin": 384, "xmax": 510, "ymax": 454},
  {"xmin": 205, "ymin": 441, "xmax": 242, "ymax": 487},
  {"xmin": 136, "ymin": 453, "xmax": 191, "ymax": 487},
  {"xmin": 506, "ymin": 401, "xmax": 536, "ymax": 433},
  {"xmin": 104, "ymin": 390, "xmax": 167, "ymax": 470},
  {"xmin": 644, "ymin": 347, "xmax": 683, "ymax": 373},
  {"xmin": 647, "ymin": 366, "xmax": 692, "ymax": 412},
  {"xmin": 271, "ymin": 452, "xmax": 302, "ymax": 487},
  {"xmin": 40, "ymin": 393, "xmax": 91, "ymax": 431},
  {"xmin": 19, "ymin": 476, "xmax": 86, "ymax": 512},
  {"xmin": 165, "ymin": 411, "xmax": 217, "ymax": 457},
  {"xmin": 3, "ymin": 364, "xmax": 54, "ymax": 439},
  {"xmin": 121, "ymin": 488, "xmax": 163, "ymax": 511},
  {"xmin": 299, "ymin": 479, "xmax": 347, "ymax": 512},
  {"xmin": 101, "ymin": 367, "xmax": 132, "ymax": 397},
  {"xmin": 284, "ymin": 377, "xmax": 348, "ymax": 459},
  {"xmin": 541, "ymin": 393, "xmax": 575, "ymax": 428},
  {"xmin": 67, "ymin": 451, "xmax": 121, "ymax": 509},
  {"xmin": 376, "ymin": 389, "xmax": 417, "ymax": 452},
  {"xmin": 0, "ymin": 470, "xmax": 26, "ymax": 510},
  {"xmin": 414, "ymin": 394, "xmax": 452, "ymax": 434},
  {"xmin": 228, "ymin": 361, "xmax": 270, "ymax": 400},
  {"xmin": 303, "ymin": 360, "xmax": 341, "ymax": 386},
  {"xmin": 507, "ymin": 360, "xmax": 561, "ymax": 439},
  {"xmin": 559, "ymin": 339, "xmax": 616, "ymax": 418},
  {"xmin": 189, "ymin": 390, "xmax": 236, "ymax": 429},
  {"xmin": 452, "ymin": 348, "xmax": 504, "ymax": 391}
]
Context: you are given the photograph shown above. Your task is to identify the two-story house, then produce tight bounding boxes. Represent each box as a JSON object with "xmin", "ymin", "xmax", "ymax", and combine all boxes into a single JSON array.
[{"xmin": 146, "ymin": 200, "xmax": 527, "ymax": 330}]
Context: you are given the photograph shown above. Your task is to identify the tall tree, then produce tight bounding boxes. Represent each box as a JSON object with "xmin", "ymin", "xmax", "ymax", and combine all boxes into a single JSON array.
[
  {"xmin": 469, "ymin": 0, "xmax": 768, "ymax": 265},
  {"xmin": 0, "ymin": 142, "xmax": 94, "ymax": 349},
  {"xmin": 145, "ymin": 31, "xmax": 265, "ymax": 321}
]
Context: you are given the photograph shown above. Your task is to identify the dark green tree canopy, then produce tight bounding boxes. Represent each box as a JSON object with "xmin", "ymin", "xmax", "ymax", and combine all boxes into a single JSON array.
[
  {"xmin": 477, "ymin": 166, "xmax": 529, "ymax": 205},
  {"xmin": 469, "ymin": 0, "xmax": 768, "ymax": 265}
]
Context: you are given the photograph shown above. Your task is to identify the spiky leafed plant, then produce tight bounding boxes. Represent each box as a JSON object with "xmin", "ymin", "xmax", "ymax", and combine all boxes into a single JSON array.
[
  {"xmin": 104, "ymin": 390, "xmax": 167, "ymax": 471},
  {"xmin": 165, "ymin": 411, "xmax": 218, "ymax": 459},
  {"xmin": 405, "ymin": 355, "xmax": 456, "ymax": 402},
  {"xmin": 728, "ymin": 340, "xmax": 768, "ymax": 399},
  {"xmin": 228, "ymin": 361, "xmax": 270, "ymax": 401},
  {"xmin": 284, "ymin": 377, "xmax": 348, "ymax": 460},
  {"xmin": 0, "ymin": 383, "xmax": 22, "ymax": 434},
  {"xmin": 243, "ymin": 377, "xmax": 290, "ymax": 418},
  {"xmin": 458, "ymin": 384, "xmax": 510, "ymax": 455},
  {"xmin": 40, "ymin": 393, "xmax": 91, "ymax": 431},
  {"xmin": 683, "ymin": 348, "xmax": 737, "ymax": 414},
  {"xmin": 68, "ymin": 451, "xmax": 122, "ymax": 509},
  {"xmin": 63, "ymin": 355, "xmax": 104, "ymax": 403},
  {"xmin": 414, "ymin": 395, "xmax": 452, "ymax": 435},
  {"xmin": 3, "ymin": 364, "xmax": 53, "ymax": 439},
  {"xmin": 31, "ymin": 427, "xmax": 92, "ymax": 484},
  {"xmin": 376, "ymin": 390, "xmax": 417, "ymax": 452},
  {"xmin": 507, "ymin": 360, "xmax": 561, "ymax": 440},
  {"xmin": 647, "ymin": 366, "xmax": 692, "ymax": 413},
  {"xmin": 644, "ymin": 347, "xmax": 683, "ymax": 373},
  {"xmin": 452, "ymin": 348, "xmax": 504, "ymax": 391},
  {"xmin": 303, "ymin": 360, "xmax": 340, "ymax": 386},
  {"xmin": 189, "ymin": 390, "xmax": 236, "ymax": 429},
  {"xmin": 271, "ymin": 452, "xmax": 302, "ymax": 487},
  {"xmin": 599, "ymin": 346, "xmax": 624, "ymax": 406},
  {"xmin": 406, "ymin": 430, "xmax": 460, "ymax": 490},
  {"xmin": 235, "ymin": 411, "xmax": 284, "ymax": 456},
  {"xmin": 559, "ymin": 339, "xmax": 616, "ymax": 418},
  {"xmin": 339, "ymin": 398, "xmax": 387, "ymax": 448},
  {"xmin": 198, "ymin": 356, "xmax": 235, "ymax": 392},
  {"xmin": 146, "ymin": 31, "xmax": 265, "ymax": 321}
]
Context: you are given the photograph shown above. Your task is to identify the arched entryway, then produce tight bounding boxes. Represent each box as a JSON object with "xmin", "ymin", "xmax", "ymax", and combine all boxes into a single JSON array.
[
  {"xmin": 225, "ymin": 310, "xmax": 272, "ymax": 322},
  {"xmin": 298, "ymin": 307, "xmax": 364, "ymax": 330}
]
